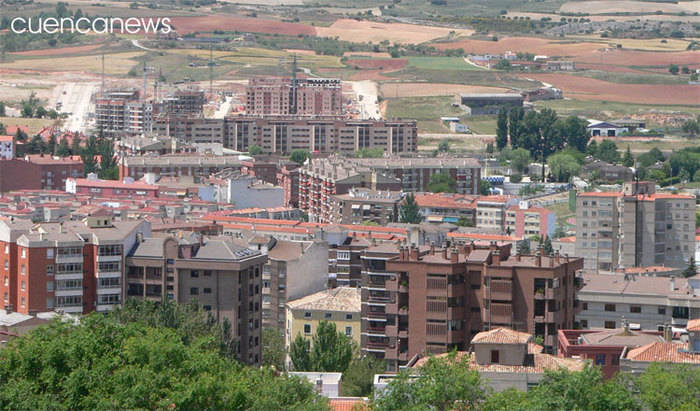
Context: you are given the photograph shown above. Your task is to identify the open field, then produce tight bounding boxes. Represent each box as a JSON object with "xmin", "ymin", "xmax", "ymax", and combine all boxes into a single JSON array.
[
  {"xmin": 169, "ymin": 15, "xmax": 316, "ymax": 36},
  {"xmin": 344, "ymin": 51, "xmax": 392, "ymax": 58},
  {"xmin": 434, "ymin": 36, "xmax": 604, "ymax": 58},
  {"xmin": 316, "ymin": 19, "xmax": 473, "ymax": 44},
  {"xmin": 519, "ymin": 73, "xmax": 699, "ymax": 105},
  {"xmin": 574, "ymin": 49, "xmax": 699, "ymax": 67},
  {"xmin": 560, "ymin": 0, "xmax": 700, "ymax": 14},
  {"xmin": 386, "ymin": 68, "xmax": 541, "ymax": 89},
  {"xmin": 9, "ymin": 44, "xmax": 106, "ymax": 57},
  {"xmin": 406, "ymin": 57, "xmax": 482, "ymax": 71},
  {"xmin": 0, "ymin": 116, "xmax": 58, "ymax": 135},
  {"xmin": 570, "ymin": 70, "xmax": 688, "ymax": 85},
  {"xmin": 567, "ymin": 36, "xmax": 692, "ymax": 52},
  {"xmin": 0, "ymin": 52, "xmax": 145, "ymax": 75},
  {"xmin": 385, "ymin": 96, "xmax": 463, "ymax": 133},
  {"xmin": 535, "ymin": 99, "xmax": 700, "ymax": 120},
  {"xmin": 345, "ymin": 59, "xmax": 407, "ymax": 71},
  {"xmin": 506, "ymin": 10, "xmax": 700, "ymax": 22},
  {"xmin": 379, "ymin": 83, "xmax": 509, "ymax": 98}
]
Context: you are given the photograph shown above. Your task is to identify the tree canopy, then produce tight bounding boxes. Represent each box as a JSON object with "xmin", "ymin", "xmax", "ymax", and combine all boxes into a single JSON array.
[
  {"xmin": 427, "ymin": 172, "xmax": 457, "ymax": 193},
  {"xmin": 290, "ymin": 321, "xmax": 354, "ymax": 373},
  {"xmin": 290, "ymin": 149, "xmax": 310, "ymax": 165},
  {"xmin": 400, "ymin": 193, "xmax": 422, "ymax": 224},
  {"xmin": 0, "ymin": 301, "xmax": 326, "ymax": 410}
]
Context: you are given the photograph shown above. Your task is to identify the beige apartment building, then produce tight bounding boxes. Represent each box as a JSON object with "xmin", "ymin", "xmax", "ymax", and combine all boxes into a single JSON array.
[{"xmin": 576, "ymin": 182, "xmax": 695, "ymax": 271}]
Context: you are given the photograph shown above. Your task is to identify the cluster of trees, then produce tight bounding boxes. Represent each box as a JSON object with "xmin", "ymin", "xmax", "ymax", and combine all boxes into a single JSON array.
[
  {"xmin": 681, "ymin": 115, "xmax": 700, "ymax": 137},
  {"xmin": 20, "ymin": 92, "xmax": 59, "ymax": 119},
  {"xmin": 81, "ymin": 134, "xmax": 119, "ymax": 180},
  {"xmin": 288, "ymin": 321, "xmax": 385, "ymax": 397},
  {"xmin": 496, "ymin": 107, "xmax": 589, "ymax": 163},
  {"xmin": 0, "ymin": 300, "xmax": 326, "ymax": 410},
  {"xmin": 400, "ymin": 193, "xmax": 422, "ymax": 224},
  {"xmin": 289, "ymin": 149, "xmax": 310, "ymax": 165},
  {"xmin": 354, "ymin": 147, "xmax": 385, "ymax": 158},
  {"xmin": 372, "ymin": 352, "xmax": 700, "ymax": 411}
]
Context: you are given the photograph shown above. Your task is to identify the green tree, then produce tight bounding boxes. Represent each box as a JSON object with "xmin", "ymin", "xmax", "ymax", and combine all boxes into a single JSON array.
[
  {"xmin": 586, "ymin": 139, "xmax": 598, "ymax": 156},
  {"xmin": 683, "ymin": 256, "xmax": 697, "ymax": 278},
  {"xmin": 508, "ymin": 107, "xmax": 524, "ymax": 148},
  {"xmin": 518, "ymin": 239, "xmax": 530, "ymax": 254},
  {"xmin": 559, "ymin": 115, "xmax": 590, "ymax": 152},
  {"xmin": 635, "ymin": 363, "xmax": 700, "ymax": 410},
  {"xmin": 97, "ymin": 138, "xmax": 118, "ymax": 180},
  {"xmin": 669, "ymin": 64, "xmax": 679, "ymax": 74},
  {"xmin": 547, "ymin": 152, "xmax": 581, "ymax": 182},
  {"xmin": 597, "ymin": 140, "xmax": 620, "ymax": 164},
  {"xmin": 56, "ymin": 137, "xmax": 71, "ymax": 157},
  {"xmin": 341, "ymin": 355, "xmax": 385, "ymax": 397},
  {"xmin": 457, "ymin": 216, "xmax": 473, "ymax": 227},
  {"xmin": 70, "ymin": 135, "xmax": 81, "ymax": 155},
  {"xmin": 400, "ymin": 193, "xmax": 422, "ymax": 224},
  {"xmin": 371, "ymin": 352, "xmax": 487, "ymax": 411},
  {"xmin": 261, "ymin": 327, "xmax": 286, "ymax": 371},
  {"xmin": 681, "ymin": 119, "xmax": 699, "ymax": 137},
  {"xmin": 289, "ymin": 334, "xmax": 312, "ymax": 371},
  {"xmin": 427, "ymin": 172, "xmax": 456, "ymax": 193},
  {"xmin": 543, "ymin": 236, "xmax": 553, "ymax": 255},
  {"xmin": 496, "ymin": 107, "xmax": 508, "ymax": 150},
  {"xmin": 509, "ymin": 148, "xmax": 532, "ymax": 174},
  {"xmin": 290, "ymin": 149, "xmax": 310, "ymax": 165},
  {"xmin": 290, "ymin": 321, "xmax": 354, "ymax": 373},
  {"xmin": 0, "ymin": 101, "xmax": 5, "ymax": 116},
  {"xmin": 0, "ymin": 302, "xmax": 326, "ymax": 410},
  {"xmin": 438, "ymin": 139, "xmax": 450, "ymax": 153},
  {"xmin": 249, "ymin": 144, "xmax": 263, "ymax": 155},
  {"xmin": 355, "ymin": 147, "xmax": 384, "ymax": 158},
  {"xmin": 494, "ymin": 59, "xmax": 512, "ymax": 70},
  {"xmin": 480, "ymin": 179, "xmax": 492, "ymax": 195},
  {"xmin": 311, "ymin": 321, "xmax": 354, "ymax": 373},
  {"xmin": 638, "ymin": 147, "xmax": 664, "ymax": 167},
  {"xmin": 623, "ymin": 145, "xmax": 634, "ymax": 167},
  {"xmin": 34, "ymin": 105, "xmax": 47, "ymax": 119}
]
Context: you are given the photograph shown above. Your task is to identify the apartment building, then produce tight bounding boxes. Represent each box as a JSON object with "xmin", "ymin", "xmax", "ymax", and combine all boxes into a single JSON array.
[
  {"xmin": 0, "ymin": 217, "xmax": 150, "ymax": 315},
  {"xmin": 119, "ymin": 155, "xmax": 244, "ymax": 181},
  {"xmin": 351, "ymin": 157, "xmax": 482, "ymax": 195},
  {"xmin": 0, "ymin": 135, "xmax": 14, "ymax": 160},
  {"xmin": 576, "ymin": 182, "xmax": 696, "ymax": 271},
  {"xmin": 152, "ymin": 116, "xmax": 418, "ymax": 155},
  {"xmin": 66, "ymin": 175, "xmax": 160, "ymax": 198},
  {"xmin": 576, "ymin": 273, "xmax": 700, "ymax": 330},
  {"xmin": 285, "ymin": 287, "xmax": 361, "ymax": 354},
  {"xmin": 360, "ymin": 242, "xmax": 582, "ymax": 370},
  {"xmin": 329, "ymin": 188, "xmax": 403, "ymax": 226},
  {"xmin": 620, "ymin": 319, "xmax": 700, "ymax": 374},
  {"xmin": 476, "ymin": 196, "xmax": 519, "ymax": 233},
  {"xmin": 0, "ymin": 155, "xmax": 84, "ymax": 193},
  {"xmin": 277, "ymin": 164, "xmax": 301, "ymax": 208},
  {"xmin": 246, "ymin": 77, "xmax": 343, "ymax": 116},
  {"xmin": 160, "ymin": 89, "xmax": 205, "ymax": 115},
  {"xmin": 414, "ymin": 193, "xmax": 477, "ymax": 224},
  {"xmin": 299, "ymin": 158, "xmax": 402, "ymax": 223},
  {"xmin": 505, "ymin": 201, "xmax": 555, "ymax": 238},
  {"xmin": 257, "ymin": 236, "xmax": 328, "ymax": 330},
  {"xmin": 125, "ymin": 235, "xmax": 266, "ymax": 365},
  {"xmin": 95, "ymin": 89, "xmax": 152, "ymax": 138}
]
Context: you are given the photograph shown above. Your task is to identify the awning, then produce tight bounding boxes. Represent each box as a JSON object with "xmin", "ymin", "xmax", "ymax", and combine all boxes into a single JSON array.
[{"xmin": 427, "ymin": 216, "xmax": 443, "ymax": 222}]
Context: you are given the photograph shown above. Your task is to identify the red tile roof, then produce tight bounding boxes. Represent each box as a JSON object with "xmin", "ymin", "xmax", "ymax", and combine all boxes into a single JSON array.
[
  {"xmin": 578, "ymin": 192, "xmax": 623, "ymax": 197},
  {"xmin": 687, "ymin": 319, "xmax": 700, "ymax": 332},
  {"xmin": 625, "ymin": 342, "xmax": 700, "ymax": 364},
  {"xmin": 472, "ymin": 328, "xmax": 532, "ymax": 344},
  {"xmin": 414, "ymin": 193, "xmax": 477, "ymax": 209},
  {"xmin": 0, "ymin": 135, "xmax": 13, "ymax": 142},
  {"xmin": 72, "ymin": 178, "xmax": 158, "ymax": 190},
  {"xmin": 329, "ymin": 398, "xmax": 368, "ymax": 411},
  {"xmin": 557, "ymin": 236, "xmax": 576, "ymax": 243},
  {"xmin": 447, "ymin": 232, "xmax": 521, "ymax": 241}
]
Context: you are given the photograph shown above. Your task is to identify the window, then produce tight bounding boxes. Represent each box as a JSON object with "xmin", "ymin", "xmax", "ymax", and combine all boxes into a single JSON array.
[
  {"xmin": 582, "ymin": 303, "xmax": 588, "ymax": 310},
  {"xmin": 595, "ymin": 354, "xmax": 606, "ymax": 365},
  {"xmin": 98, "ymin": 245, "xmax": 121, "ymax": 256},
  {"xmin": 490, "ymin": 350, "xmax": 500, "ymax": 364},
  {"xmin": 21, "ymin": 265, "xmax": 25, "ymax": 275},
  {"xmin": 98, "ymin": 261, "xmax": 120, "ymax": 272},
  {"xmin": 46, "ymin": 281, "xmax": 53, "ymax": 292},
  {"xmin": 21, "ymin": 296, "xmax": 25, "ymax": 307},
  {"xmin": 56, "ymin": 279, "xmax": 82, "ymax": 290},
  {"xmin": 605, "ymin": 321, "xmax": 616, "ymax": 329},
  {"xmin": 98, "ymin": 277, "xmax": 120, "ymax": 288},
  {"xmin": 337, "ymin": 251, "xmax": 350, "ymax": 260},
  {"xmin": 604, "ymin": 304, "xmax": 616, "ymax": 312},
  {"xmin": 190, "ymin": 287, "xmax": 199, "ymax": 295},
  {"xmin": 346, "ymin": 314, "xmax": 353, "ymax": 320},
  {"xmin": 97, "ymin": 294, "xmax": 120, "ymax": 305},
  {"xmin": 630, "ymin": 306, "xmax": 641, "ymax": 313},
  {"xmin": 658, "ymin": 306, "xmax": 666, "ymax": 315},
  {"xmin": 203, "ymin": 305, "xmax": 212, "ymax": 311},
  {"xmin": 3, "ymin": 276, "xmax": 6, "ymax": 286},
  {"xmin": 47, "ymin": 249, "xmax": 54, "ymax": 258},
  {"xmin": 4, "ymin": 260, "xmax": 7, "ymax": 270},
  {"xmin": 191, "ymin": 270, "xmax": 199, "ymax": 278},
  {"xmin": 21, "ymin": 249, "xmax": 25, "ymax": 259},
  {"xmin": 580, "ymin": 320, "xmax": 588, "ymax": 328},
  {"xmin": 46, "ymin": 265, "xmax": 54, "ymax": 275},
  {"xmin": 21, "ymin": 280, "xmax": 25, "ymax": 291},
  {"xmin": 304, "ymin": 324, "xmax": 311, "ymax": 334},
  {"xmin": 304, "ymin": 311, "xmax": 312, "ymax": 318},
  {"xmin": 46, "ymin": 297, "xmax": 54, "ymax": 309},
  {"xmin": 325, "ymin": 312, "xmax": 332, "ymax": 319},
  {"xmin": 345, "ymin": 326, "xmax": 352, "ymax": 337},
  {"xmin": 203, "ymin": 288, "xmax": 212, "ymax": 294}
]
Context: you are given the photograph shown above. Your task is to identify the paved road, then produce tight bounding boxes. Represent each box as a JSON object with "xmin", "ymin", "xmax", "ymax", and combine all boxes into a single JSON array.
[
  {"xmin": 55, "ymin": 82, "xmax": 97, "ymax": 133},
  {"xmin": 350, "ymin": 80, "xmax": 380, "ymax": 120},
  {"xmin": 131, "ymin": 39, "xmax": 155, "ymax": 52}
]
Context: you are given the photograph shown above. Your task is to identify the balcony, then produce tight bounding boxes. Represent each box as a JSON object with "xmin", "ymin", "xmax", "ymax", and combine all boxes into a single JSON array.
[
  {"xmin": 96, "ymin": 286, "xmax": 121, "ymax": 295},
  {"xmin": 55, "ymin": 254, "xmax": 83, "ymax": 264},
  {"xmin": 97, "ymin": 254, "xmax": 121, "ymax": 263},
  {"xmin": 55, "ymin": 288, "xmax": 83, "ymax": 297},
  {"xmin": 55, "ymin": 272, "xmax": 83, "ymax": 280},
  {"xmin": 534, "ymin": 288, "xmax": 555, "ymax": 300}
]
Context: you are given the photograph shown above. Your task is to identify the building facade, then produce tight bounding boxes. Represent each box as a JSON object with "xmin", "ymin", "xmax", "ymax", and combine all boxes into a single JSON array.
[
  {"xmin": 576, "ymin": 182, "xmax": 695, "ymax": 271},
  {"xmin": 329, "ymin": 189, "xmax": 403, "ymax": 226},
  {"xmin": 246, "ymin": 77, "xmax": 343, "ymax": 116}
]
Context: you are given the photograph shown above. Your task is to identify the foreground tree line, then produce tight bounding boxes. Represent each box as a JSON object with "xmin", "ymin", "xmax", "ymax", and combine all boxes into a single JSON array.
[{"xmin": 1, "ymin": 302, "xmax": 697, "ymax": 410}]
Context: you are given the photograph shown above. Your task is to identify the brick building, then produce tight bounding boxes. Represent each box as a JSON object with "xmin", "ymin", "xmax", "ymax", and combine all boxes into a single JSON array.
[
  {"xmin": 0, "ymin": 156, "xmax": 84, "ymax": 193},
  {"xmin": 360, "ymin": 242, "xmax": 582, "ymax": 370},
  {"xmin": 505, "ymin": 201, "xmax": 555, "ymax": 238},
  {"xmin": 66, "ymin": 175, "xmax": 160, "ymax": 198},
  {"xmin": 125, "ymin": 234, "xmax": 266, "ymax": 365},
  {"xmin": 246, "ymin": 77, "xmax": 343, "ymax": 116},
  {"xmin": 0, "ymin": 217, "xmax": 150, "ymax": 315}
]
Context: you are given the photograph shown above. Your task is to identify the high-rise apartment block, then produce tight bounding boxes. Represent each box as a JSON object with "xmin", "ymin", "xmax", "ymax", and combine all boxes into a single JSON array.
[
  {"xmin": 361, "ymin": 242, "xmax": 582, "ymax": 371},
  {"xmin": 246, "ymin": 77, "xmax": 343, "ymax": 116},
  {"xmin": 0, "ymin": 217, "xmax": 150, "ymax": 315},
  {"xmin": 95, "ymin": 89, "xmax": 153, "ymax": 138},
  {"xmin": 576, "ymin": 182, "xmax": 695, "ymax": 272},
  {"xmin": 125, "ymin": 235, "xmax": 266, "ymax": 365}
]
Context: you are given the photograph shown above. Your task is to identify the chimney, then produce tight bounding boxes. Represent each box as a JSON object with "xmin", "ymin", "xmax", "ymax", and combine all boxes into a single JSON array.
[
  {"xmin": 442, "ymin": 247, "xmax": 448, "ymax": 260},
  {"xmin": 516, "ymin": 253, "xmax": 521, "ymax": 262},
  {"xmin": 492, "ymin": 250, "xmax": 500, "ymax": 266},
  {"xmin": 663, "ymin": 324, "xmax": 672, "ymax": 342},
  {"xmin": 554, "ymin": 250, "xmax": 560, "ymax": 264},
  {"xmin": 463, "ymin": 242, "xmax": 472, "ymax": 255},
  {"xmin": 621, "ymin": 318, "xmax": 630, "ymax": 336},
  {"xmin": 549, "ymin": 255, "xmax": 554, "ymax": 267},
  {"xmin": 489, "ymin": 241, "xmax": 497, "ymax": 251},
  {"xmin": 450, "ymin": 248, "xmax": 458, "ymax": 264},
  {"xmin": 430, "ymin": 241, "xmax": 435, "ymax": 255},
  {"xmin": 670, "ymin": 277, "xmax": 675, "ymax": 292},
  {"xmin": 535, "ymin": 251, "xmax": 542, "ymax": 267},
  {"xmin": 410, "ymin": 245, "xmax": 419, "ymax": 261}
]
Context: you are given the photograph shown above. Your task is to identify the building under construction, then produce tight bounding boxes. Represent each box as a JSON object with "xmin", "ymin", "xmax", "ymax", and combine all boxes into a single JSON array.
[
  {"xmin": 95, "ymin": 89, "xmax": 154, "ymax": 138},
  {"xmin": 246, "ymin": 77, "xmax": 343, "ymax": 116}
]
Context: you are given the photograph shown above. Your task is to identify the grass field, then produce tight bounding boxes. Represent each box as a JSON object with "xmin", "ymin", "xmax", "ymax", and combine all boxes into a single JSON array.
[
  {"xmin": 406, "ymin": 57, "xmax": 481, "ymax": 71},
  {"xmin": 464, "ymin": 116, "xmax": 498, "ymax": 135},
  {"xmin": 385, "ymin": 96, "xmax": 463, "ymax": 133},
  {"xmin": 535, "ymin": 99, "xmax": 700, "ymax": 119},
  {"xmin": 0, "ymin": 116, "xmax": 58, "ymax": 134},
  {"xmin": 386, "ymin": 67, "xmax": 539, "ymax": 89},
  {"xmin": 571, "ymin": 70, "xmax": 689, "ymax": 85},
  {"xmin": 0, "ymin": 51, "xmax": 145, "ymax": 75}
]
